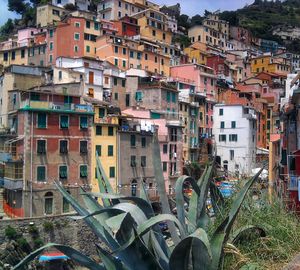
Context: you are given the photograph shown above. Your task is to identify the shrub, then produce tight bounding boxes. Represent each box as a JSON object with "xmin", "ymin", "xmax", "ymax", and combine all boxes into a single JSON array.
[
  {"xmin": 33, "ymin": 238, "xmax": 44, "ymax": 249},
  {"xmin": 5, "ymin": 225, "xmax": 17, "ymax": 240},
  {"xmin": 16, "ymin": 237, "xmax": 31, "ymax": 253},
  {"xmin": 28, "ymin": 225, "xmax": 39, "ymax": 238},
  {"xmin": 43, "ymin": 221, "xmax": 54, "ymax": 232}
]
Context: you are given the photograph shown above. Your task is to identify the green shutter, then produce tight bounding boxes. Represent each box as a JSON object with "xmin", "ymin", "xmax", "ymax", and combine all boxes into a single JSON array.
[
  {"xmin": 59, "ymin": 166, "xmax": 67, "ymax": 179},
  {"xmin": 96, "ymin": 145, "xmax": 101, "ymax": 156},
  {"xmin": 166, "ymin": 91, "xmax": 171, "ymax": 102},
  {"xmin": 99, "ymin": 108, "xmax": 105, "ymax": 118},
  {"xmin": 37, "ymin": 140, "xmax": 46, "ymax": 154},
  {"xmin": 60, "ymin": 115, "xmax": 69, "ymax": 128},
  {"xmin": 38, "ymin": 113, "xmax": 46, "ymax": 128},
  {"xmin": 130, "ymin": 135, "xmax": 136, "ymax": 147},
  {"xmin": 109, "ymin": 167, "xmax": 115, "ymax": 178},
  {"xmin": 108, "ymin": 145, "xmax": 113, "ymax": 156},
  {"xmin": 96, "ymin": 126, "xmax": 102, "ymax": 135},
  {"xmin": 37, "ymin": 166, "xmax": 46, "ymax": 182},
  {"xmin": 80, "ymin": 165, "xmax": 88, "ymax": 178},
  {"xmin": 171, "ymin": 92, "xmax": 176, "ymax": 103},
  {"xmin": 220, "ymin": 121, "xmax": 225, "ymax": 129},
  {"xmin": 80, "ymin": 117, "xmax": 88, "ymax": 129},
  {"xmin": 108, "ymin": 126, "xmax": 114, "ymax": 136},
  {"xmin": 135, "ymin": 92, "xmax": 143, "ymax": 101}
]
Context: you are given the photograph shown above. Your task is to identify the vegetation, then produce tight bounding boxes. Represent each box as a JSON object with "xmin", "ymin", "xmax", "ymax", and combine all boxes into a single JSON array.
[
  {"xmin": 13, "ymin": 140, "xmax": 266, "ymax": 270},
  {"xmin": 5, "ymin": 225, "xmax": 18, "ymax": 240},
  {"xmin": 43, "ymin": 221, "xmax": 54, "ymax": 232}
]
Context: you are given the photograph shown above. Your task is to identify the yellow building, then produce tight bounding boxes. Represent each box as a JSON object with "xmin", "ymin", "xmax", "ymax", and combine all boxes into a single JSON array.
[
  {"xmin": 36, "ymin": 4, "xmax": 66, "ymax": 27},
  {"xmin": 0, "ymin": 45, "xmax": 29, "ymax": 68},
  {"xmin": 184, "ymin": 42, "xmax": 208, "ymax": 65},
  {"xmin": 132, "ymin": 9, "xmax": 172, "ymax": 45},
  {"xmin": 91, "ymin": 102, "xmax": 119, "ymax": 192},
  {"xmin": 203, "ymin": 13, "xmax": 229, "ymax": 38},
  {"xmin": 250, "ymin": 55, "xmax": 291, "ymax": 75}
]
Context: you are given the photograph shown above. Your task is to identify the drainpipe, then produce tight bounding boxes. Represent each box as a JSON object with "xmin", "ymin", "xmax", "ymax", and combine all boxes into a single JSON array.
[{"xmin": 29, "ymin": 111, "xmax": 33, "ymax": 218}]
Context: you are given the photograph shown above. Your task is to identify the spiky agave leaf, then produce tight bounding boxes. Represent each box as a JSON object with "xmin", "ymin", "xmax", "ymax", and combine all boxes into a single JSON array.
[
  {"xmin": 210, "ymin": 168, "xmax": 264, "ymax": 270},
  {"xmin": 209, "ymin": 181, "xmax": 225, "ymax": 216},
  {"xmin": 230, "ymin": 225, "xmax": 266, "ymax": 245},
  {"xmin": 169, "ymin": 228, "xmax": 212, "ymax": 270},
  {"xmin": 96, "ymin": 244, "xmax": 127, "ymax": 270},
  {"xmin": 13, "ymin": 243, "xmax": 104, "ymax": 270},
  {"xmin": 175, "ymin": 175, "xmax": 200, "ymax": 234}
]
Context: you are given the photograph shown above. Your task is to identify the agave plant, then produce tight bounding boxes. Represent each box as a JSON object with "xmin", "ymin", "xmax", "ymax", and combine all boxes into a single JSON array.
[{"xmin": 14, "ymin": 139, "xmax": 265, "ymax": 270}]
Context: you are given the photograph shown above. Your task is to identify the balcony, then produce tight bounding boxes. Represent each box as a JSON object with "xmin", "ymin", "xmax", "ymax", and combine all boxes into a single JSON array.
[
  {"xmin": 1, "ymin": 162, "xmax": 23, "ymax": 190},
  {"xmin": 139, "ymin": 80, "xmax": 177, "ymax": 90},
  {"xmin": 20, "ymin": 100, "xmax": 93, "ymax": 114},
  {"xmin": 0, "ymin": 144, "xmax": 23, "ymax": 163},
  {"xmin": 94, "ymin": 115, "xmax": 119, "ymax": 125}
]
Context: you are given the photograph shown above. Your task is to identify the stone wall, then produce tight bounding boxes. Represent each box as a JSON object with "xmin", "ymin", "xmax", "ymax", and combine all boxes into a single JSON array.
[{"xmin": 0, "ymin": 213, "xmax": 98, "ymax": 257}]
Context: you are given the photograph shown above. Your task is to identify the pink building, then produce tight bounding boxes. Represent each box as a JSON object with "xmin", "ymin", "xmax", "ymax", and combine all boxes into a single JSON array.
[{"xmin": 17, "ymin": 28, "xmax": 40, "ymax": 47}]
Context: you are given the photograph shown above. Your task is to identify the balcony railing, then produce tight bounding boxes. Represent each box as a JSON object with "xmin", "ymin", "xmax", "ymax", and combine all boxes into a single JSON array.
[
  {"xmin": 21, "ymin": 100, "xmax": 93, "ymax": 113},
  {"xmin": 94, "ymin": 116, "xmax": 119, "ymax": 125}
]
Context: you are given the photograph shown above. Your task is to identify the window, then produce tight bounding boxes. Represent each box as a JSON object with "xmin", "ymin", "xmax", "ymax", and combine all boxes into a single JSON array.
[
  {"xmin": 11, "ymin": 51, "xmax": 15, "ymax": 60},
  {"xmin": 152, "ymin": 30, "xmax": 156, "ymax": 36},
  {"xmin": 37, "ymin": 166, "xmax": 46, "ymax": 182},
  {"xmin": 141, "ymin": 156, "xmax": 146, "ymax": 167},
  {"xmin": 113, "ymin": 77, "xmax": 118, "ymax": 86},
  {"xmin": 161, "ymin": 59, "xmax": 164, "ymax": 65},
  {"xmin": 126, "ymin": 94, "xmax": 130, "ymax": 107},
  {"xmin": 3, "ymin": 52, "xmax": 8, "ymax": 61},
  {"xmin": 59, "ymin": 165, "xmax": 68, "ymax": 180},
  {"xmin": 267, "ymin": 120, "xmax": 271, "ymax": 130},
  {"xmin": 31, "ymin": 93, "xmax": 40, "ymax": 101},
  {"xmin": 145, "ymin": 53, "xmax": 148, "ymax": 60},
  {"xmin": 162, "ymin": 162, "xmax": 167, "ymax": 172},
  {"xmin": 63, "ymin": 196, "xmax": 70, "ymax": 213},
  {"xmin": 108, "ymin": 126, "xmax": 114, "ymax": 136},
  {"xmin": 118, "ymin": 1, "xmax": 121, "ymax": 7},
  {"xmin": 74, "ymin": 46, "xmax": 78, "ymax": 52},
  {"xmin": 220, "ymin": 121, "xmax": 225, "ymax": 129},
  {"xmin": 122, "ymin": 80, "xmax": 126, "ymax": 87},
  {"xmin": 122, "ymin": 60, "xmax": 126, "ymax": 68},
  {"xmin": 44, "ymin": 192, "xmax": 53, "ymax": 215},
  {"xmin": 49, "ymin": 54, "xmax": 53, "ymax": 63},
  {"xmin": 130, "ymin": 51, "xmax": 134, "ymax": 58},
  {"xmin": 37, "ymin": 140, "xmax": 46, "ymax": 154},
  {"xmin": 60, "ymin": 140, "xmax": 68, "ymax": 154},
  {"xmin": 118, "ymin": 11, "xmax": 121, "ymax": 17},
  {"xmin": 109, "ymin": 167, "xmax": 115, "ymax": 178},
  {"xmin": 86, "ymin": 45, "xmax": 90, "ymax": 53},
  {"xmin": 166, "ymin": 91, "xmax": 171, "ymax": 102},
  {"xmin": 49, "ymin": 29, "xmax": 53, "ymax": 37},
  {"xmin": 114, "ymin": 92, "xmax": 118, "ymax": 100},
  {"xmin": 37, "ymin": 113, "xmax": 47, "ymax": 128},
  {"xmin": 163, "ymin": 33, "xmax": 166, "ymax": 40},
  {"xmin": 219, "ymin": 108, "xmax": 223, "ymax": 115},
  {"xmin": 171, "ymin": 92, "xmax": 176, "ymax": 103},
  {"xmin": 108, "ymin": 145, "xmax": 113, "ymax": 156},
  {"xmin": 130, "ymin": 135, "xmax": 136, "ymax": 147},
  {"xmin": 80, "ymin": 141, "xmax": 88, "ymax": 154},
  {"xmin": 80, "ymin": 116, "xmax": 88, "ymax": 130},
  {"xmin": 230, "ymin": 150, "xmax": 234, "ymax": 160},
  {"xmin": 114, "ymin": 58, "xmax": 118, "ymax": 66},
  {"xmin": 114, "ymin": 46, "xmax": 119, "ymax": 53},
  {"xmin": 75, "ymin": 22, "xmax": 80, "ymax": 28},
  {"xmin": 135, "ymin": 91, "xmax": 143, "ymax": 101},
  {"xmin": 137, "ymin": 52, "xmax": 141, "ymax": 60},
  {"xmin": 130, "ymin": 155, "xmax": 136, "ymax": 167},
  {"xmin": 99, "ymin": 108, "xmax": 105, "ymax": 118},
  {"xmin": 49, "ymin": 42, "xmax": 53, "ymax": 51},
  {"xmin": 60, "ymin": 115, "xmax": 69, "ymax": 129},
  {"xmin": 96, "ymin": 145, "xmax": 101, "ymax": 156},
  {"xmin": 86, "ymin": 21, "xmax": 90, "ymax": 28},
  {"xmin": 96, "ymin": 126, "xmax": 102, "ymax": 135},
  {"xmin": 155, "ymin": 56, "xmax": 158, "ymax": 63},
  {"xmin": 229, "ymin": 134, "xmax": 238, "ymax": 142},
  {"xmin": 231, "ymin": 121, "xmax": 236, "ymax": 128},
  {"xmin": 131, "ymin": 180, "xmax": 137, "ymax": 196},
  {"xmin": 219, "ymin": 134, "xmax": 226, "ymax": 142},
  {"xmin": 21, "ymin": 49, "xmax": 25, "ymax": 58},
  {"xmin": 141, "ymin": 137, "xmax": 146, "ymax": 147},
  {"xmin": 80, "ymin": 165, "xmax": 88, "ymax": 178},
  {"xmin": 163, "ymin": 144, "xmax": 168, "ymax": 154},
  {"xmin": 74, "ymin": 33, "xmax": 80, "ymax": 40},
  {"xmin": 94, "ymin": 22, "xmax": 99, "ymax": 30}
]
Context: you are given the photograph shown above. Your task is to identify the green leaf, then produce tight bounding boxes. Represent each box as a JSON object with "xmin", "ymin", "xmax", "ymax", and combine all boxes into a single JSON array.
[
  {"xmin": 230, "ymin": 225, "xmax": 266, "ymax": 245},
  {"xmin": 152, "ymin": 136, "xmax": 180, "ymax": 245},
  {"xmin": 175, "ymin": 176, "xmax": 200, "ymax": 234},
  {"xmin": 96, "ymin": 152, "xmax": 114, "ymax": 194},
  {"xmin": 209, "ymin": 181, "xmax": 225, "ymax": 216},
  {"xmin": 169, "ymin": 228, "xmax": 212, "ymax": 270},
  {"xmin": 13, "ymin": 243, "xmax": 104, "ymax": 270},
  {"xmin": 96, "ymin": 244, "xmax": 127, "ymax": 270}
]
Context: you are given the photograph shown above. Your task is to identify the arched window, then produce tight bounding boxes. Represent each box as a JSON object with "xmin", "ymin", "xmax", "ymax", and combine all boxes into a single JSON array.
[
  {"xmin": 44, "ymin": 192, "xmax": 53, "ymax": 215},
  {"xmin": 131, "ymin": 180, "xmax": 137, "ymax": 197}
]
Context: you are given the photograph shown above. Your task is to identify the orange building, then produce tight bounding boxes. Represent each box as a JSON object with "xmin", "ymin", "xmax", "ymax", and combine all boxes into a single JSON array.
[{"xmin": 96, "ymin": 34, "xmax": 170, "ymax": 76}]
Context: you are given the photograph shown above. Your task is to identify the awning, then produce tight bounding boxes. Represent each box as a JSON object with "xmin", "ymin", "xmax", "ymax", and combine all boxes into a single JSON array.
[{"xmin": 39, "ymin": 252, "xmax": 69, "ymax": 262}]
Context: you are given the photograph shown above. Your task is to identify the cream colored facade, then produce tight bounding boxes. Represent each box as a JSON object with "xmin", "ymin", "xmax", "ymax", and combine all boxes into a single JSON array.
[
  {"xmin": 36, "ymin": 4, "xmax": 66, "ymax": 27},
  {"xmin": 203, "ymin": 13, "xmax": 229, "ymax": 38}
]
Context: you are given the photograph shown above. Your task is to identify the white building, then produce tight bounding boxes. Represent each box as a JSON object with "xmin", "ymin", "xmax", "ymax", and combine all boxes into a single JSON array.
[
  {"xmin": 213, "ymin": 104, "xmax": 257, "ymax": 177},
  {"xmin": 56, "ymin": 57, "xmax": 104, "ymax": 100}
]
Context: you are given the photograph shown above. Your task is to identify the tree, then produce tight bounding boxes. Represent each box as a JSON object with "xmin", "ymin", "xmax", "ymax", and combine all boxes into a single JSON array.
[
  {"xmin": 177, "ymin": 14, "xmax": 190, "ymax": 29},
  {"xmin": 8, "ymin": 0, "xmax": 27, "ymax": 14},
  {"xmin": 190, "ymin": 14, "xmax": 203, "ymax": 26},
  {"xmin": 64, "ymin": 3, "xmax": 78, "ymax": 11},
  {"xmin": 0, "ymin": 19, "xmax": 15, "ymax": 40}
]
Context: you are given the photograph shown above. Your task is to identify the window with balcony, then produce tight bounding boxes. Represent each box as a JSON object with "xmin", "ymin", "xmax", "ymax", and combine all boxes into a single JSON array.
[
  {"xmin": 80, "ymin": 116, "xmax": 88, "ymax": 130},
  {"xmin": 96, "ymin": 145, "xmax": 101, "ymax": 156},
  {"xmin": 130, "ymin": 155, "xmax": 136, "ymax": 167},
  {"xmin": 60, "ymin": 140, "xmax": 68, "ymax": 154},
  {"xmin": 108, "ymin": 126, "xmax": 114, "ymax": 136},
  {"xmin": 130, "ymin": 135, "xmax": 136, "ymax": 147},
  {"xmin": 60, "ymin": 115, "xmax": 69, "ymax": 129},
  {"xmin": 59, "ymin": 165, "xmax": 68, "ymax": 180},
  {"xmin": 80, "ymin": 141, "xmax": 88, "ymax": 154},
  {"xmin": 80, "ymin": 165, "xmax": 88, "ymax": 178},
  {"xmin": 108, "ymin": 145, "xmax": 113, "ymax": 156},
  {"xmin": 37, "ymin": 166, "xmax": 46, "ymax": 182},
  {"xmin": 96, "ymin": 126, "xmax": 102, "ymax": 135},
  {"xmin": 37, "ymin": 140, "xmax": 46, "ymax": 154},
  {"xmin": 109, "ymin": 166, "xmax": 115, "ymax": 178},
  {"xmin": 37, "ymin": 113, "xmax": 47, "ymax": 128}
]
